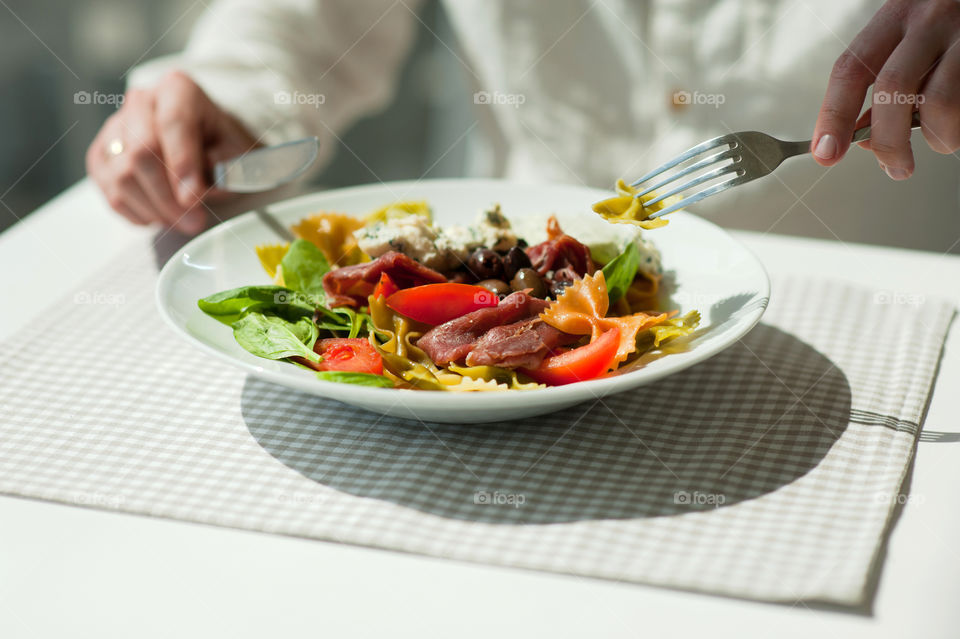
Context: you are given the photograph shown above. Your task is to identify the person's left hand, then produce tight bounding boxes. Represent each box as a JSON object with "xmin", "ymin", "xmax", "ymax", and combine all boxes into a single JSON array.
[{"xmin": 811, "ymin": 0, "xmax": 960, "ymax": 180}]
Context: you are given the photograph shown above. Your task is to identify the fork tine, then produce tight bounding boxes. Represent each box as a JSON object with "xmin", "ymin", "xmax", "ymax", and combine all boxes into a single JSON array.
[
  {"xmin": 646, "ymin": 174, "xmax": 748, "ymax": 219},
  {"xmin": 630, "ymin": 135, "xmax": 736, "ymax": 189},
  {"xmin": 643, "ymin": 164, "xmax": 741, "ymax": 208},
  {"xmin": 634, "ymin": 147, "xmax": 739, "ymax": 199}
]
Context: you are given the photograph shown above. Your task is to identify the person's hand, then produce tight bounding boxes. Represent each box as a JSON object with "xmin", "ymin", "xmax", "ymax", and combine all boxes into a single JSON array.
[
  {"xmin": 811, "ymin": 0, "xmax": 960, "ymax": 180},
  {"xmin": 86, "ymin": 71, "xmax": 259, "ymax": 234}
]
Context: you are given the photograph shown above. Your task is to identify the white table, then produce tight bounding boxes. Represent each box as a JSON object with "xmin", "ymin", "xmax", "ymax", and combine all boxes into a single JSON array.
[{"xmin": 1, "ymin": 180, "xmax": 958, "ymax": 638}]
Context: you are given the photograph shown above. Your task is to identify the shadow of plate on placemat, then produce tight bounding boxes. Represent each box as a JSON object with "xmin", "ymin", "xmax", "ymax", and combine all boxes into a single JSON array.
[{"xmin": 241, "ymin": 324, "xmax": 851, "ymax": 524}]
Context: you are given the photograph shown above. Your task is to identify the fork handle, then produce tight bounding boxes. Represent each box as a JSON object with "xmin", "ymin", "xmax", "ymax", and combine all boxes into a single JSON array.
[
  {"xmin": 851, "ymin": 112, "xmax": 922, "ymax": 143},
  {"xmin": 783, "ymin": 112, "xmax": 923, "ymax": 158}
]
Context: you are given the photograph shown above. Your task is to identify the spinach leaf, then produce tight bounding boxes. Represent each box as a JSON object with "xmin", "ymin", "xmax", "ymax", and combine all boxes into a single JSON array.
[
  {"xmin": 199, "ymin": 239, "xmax": 358, "ymax": 339},
  {"xmin": 198, "ymin": 285, "xmax": 313, "ymax": 325},
  {"xmin": 331, "ymin": 306, "xmax": 372, "ymax": 339},
  {"xmin": 232, "ymin": 312, "xmax": 320, "ymax": 363},
  {"xmin": 280, "ymin": 239, "xmax": 330, "ymax": 305},
  {"xmin": 314, "ymin": 371, "xmax": 394, "ymax": 388},
  {"xmin": 283, "ymin": 315, "xmax": 320, "ymax": 350},
  {"xmin": 601, "ymin": 241, "xmax": 641, "ymax": 304}
]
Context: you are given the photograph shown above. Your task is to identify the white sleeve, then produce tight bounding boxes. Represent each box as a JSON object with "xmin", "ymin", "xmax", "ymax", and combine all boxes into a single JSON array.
[{"xmin": 128, "ymin": 0, "xmax": 423, "ymax": 168}]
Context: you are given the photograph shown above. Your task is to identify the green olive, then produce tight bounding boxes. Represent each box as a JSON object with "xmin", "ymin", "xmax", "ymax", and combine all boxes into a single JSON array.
[
  {"xmin": 478, "ymin": 279, "xmax": 511, "ymax": 298},
  {"xmin": 510, "ymin": 268, "xmax": 547, "ymax": 298}
]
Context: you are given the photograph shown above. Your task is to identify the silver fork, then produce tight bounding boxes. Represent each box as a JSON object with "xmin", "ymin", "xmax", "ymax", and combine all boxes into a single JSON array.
[{"xmin": 629, "ymin": 113, "xmax": 923, "ymax": 219}]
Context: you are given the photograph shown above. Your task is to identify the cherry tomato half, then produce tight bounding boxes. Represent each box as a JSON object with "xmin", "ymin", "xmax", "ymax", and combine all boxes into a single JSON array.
[
  {"xmin": 308, "ymin": 338, "xmax": 383, "ymax": 374},
  {"xmin": 521, "ymin": 327, "xmax": 620, "ymax": 386},
  {"xmin": 385, "ymin": 283, "xmax": 499, "ymax": 325}
]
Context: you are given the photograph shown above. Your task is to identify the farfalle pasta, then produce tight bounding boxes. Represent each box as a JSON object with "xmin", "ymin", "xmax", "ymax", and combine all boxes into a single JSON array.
[
  {"xmin": 540, "ymin": 272, "xmax": 671, "ymax": 366},
  {"xmin": 592, "ymin": 179, "xmax": 675, "ymax": 229},
  {"xmin": 291, "ymin": 212, "xmax": 366, "ymax": 266}
]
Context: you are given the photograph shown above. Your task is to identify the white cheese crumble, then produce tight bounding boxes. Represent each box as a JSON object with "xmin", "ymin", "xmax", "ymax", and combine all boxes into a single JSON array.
[{"xmin": 354, "ymin": 205, "xmax": 517, "ymax": 271}]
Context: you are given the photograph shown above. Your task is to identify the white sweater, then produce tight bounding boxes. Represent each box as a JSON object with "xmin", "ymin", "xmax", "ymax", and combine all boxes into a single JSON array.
[{"xmin": 130, "ymin": 0, "xmax": 960, "ymax": 249}]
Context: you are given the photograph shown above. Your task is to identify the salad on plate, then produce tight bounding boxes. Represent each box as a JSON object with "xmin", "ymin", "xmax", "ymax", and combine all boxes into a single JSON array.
[{"xmin": 197, "ymin": 194, "xmax": 699, "ymax": 391}]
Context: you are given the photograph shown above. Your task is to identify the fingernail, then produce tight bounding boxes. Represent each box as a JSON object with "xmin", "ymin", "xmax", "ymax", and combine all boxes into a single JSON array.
[
  {"xmin": 813, "ymin": 134, "xmax": 838, "ymax": 160},
  {"xmin": 178, "ymin": 176, "xmax": 200, "ymax": 203},
  {"xmin": 883, "ymin": 165, "xmax": 909, "ymax": 180}
]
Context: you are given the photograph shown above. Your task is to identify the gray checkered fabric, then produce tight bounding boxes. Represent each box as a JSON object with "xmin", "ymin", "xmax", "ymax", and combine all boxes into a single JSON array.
[{"xmin": 0, "ymin": 239, "xmax": 953, "ymax": 605}]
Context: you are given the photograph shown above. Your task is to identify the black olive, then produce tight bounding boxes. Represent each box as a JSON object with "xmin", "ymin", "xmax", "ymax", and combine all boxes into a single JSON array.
[
  {"xmin": 467, "ymin": 248, "xmax": 504, "ymax": 281},
  {"xmin": 548, "ymin": 279, "xmax": 571, "ymax": 299},
  {"xmin": 477, "ymin": 279, "xmax": 511, "ymax": 298},
  {"xmin": 510, "ymin": 268, "xmax": 547, "ymax": 298},
  {"xmin": 516, "ymin": 238, "xmax": 528, "ymax": 248},
  {"xmin": 502, "ymin": 246, "xmax": 533, "ymax": 280}
]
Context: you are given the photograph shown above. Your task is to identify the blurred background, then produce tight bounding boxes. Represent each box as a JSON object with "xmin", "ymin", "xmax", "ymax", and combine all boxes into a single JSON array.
[
  {"xmin": 1, "ymin": 0, "xmax": 958, "ymax": 252},
  {"xmin": 0, "ymin": 0, "xmax": 470, "ymax": 234}
]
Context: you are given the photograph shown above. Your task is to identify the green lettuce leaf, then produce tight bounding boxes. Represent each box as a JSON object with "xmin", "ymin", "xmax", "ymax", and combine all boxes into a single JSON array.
[
  {"xmin": 601, "ymin": 241, "xmax": 641, "ymax": 304},
  {"xmin": 314, "ymin": 371, "xmax": 394, "ymax": 388}
]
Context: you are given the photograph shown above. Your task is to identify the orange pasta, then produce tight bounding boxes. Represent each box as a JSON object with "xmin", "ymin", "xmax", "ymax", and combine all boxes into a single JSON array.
[
  {"xmin": 540, "ymin": 272, "xmax": 670, "ymax": 366},
  {"xmin": 291, "ymin": 212, "xmax": 366, "ymax": 266}
]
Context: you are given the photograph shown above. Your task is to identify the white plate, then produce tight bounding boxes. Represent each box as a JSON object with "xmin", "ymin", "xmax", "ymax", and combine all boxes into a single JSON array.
[{"xmin": 156, "ymin": 179, "xmax": 769, "ymax": 423}]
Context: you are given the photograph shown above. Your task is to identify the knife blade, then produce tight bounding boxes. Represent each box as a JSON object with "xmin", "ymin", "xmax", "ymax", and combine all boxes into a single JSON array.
[{"xmin": 212, "ymin": 136, "xmax": 319, "ymax": 193}]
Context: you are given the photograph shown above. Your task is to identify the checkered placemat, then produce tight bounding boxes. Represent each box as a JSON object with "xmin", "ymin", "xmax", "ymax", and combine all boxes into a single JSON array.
[{"xmin": 0, "ymin": 238, "xmax": 953, "ymax": 606}]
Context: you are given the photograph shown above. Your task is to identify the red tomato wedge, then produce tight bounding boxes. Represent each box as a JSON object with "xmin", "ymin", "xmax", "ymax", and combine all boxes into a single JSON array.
[
  {"xmin": 300, "ymin": 338, "xmax": 383, "ymax": 374},
  {"xmin": 385, "ymin": 283, "xmax": 499, "ymax": 325},
  {"xmin": 372, "ymin": 272, "xmax": 399, "ymax": 299},
  {"xmin": 522, "ymin": 327, "xmax": 620, "ymax": 386}
]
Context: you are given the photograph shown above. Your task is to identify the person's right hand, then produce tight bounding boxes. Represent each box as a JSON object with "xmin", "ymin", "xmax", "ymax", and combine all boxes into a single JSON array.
[{"xmin": 86, "ymin": 71, "xmax": 259, "ymax": 235}]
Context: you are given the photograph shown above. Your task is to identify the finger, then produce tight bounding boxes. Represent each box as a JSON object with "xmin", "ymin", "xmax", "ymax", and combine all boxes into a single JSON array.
[
  {"xmin": 134, "ymin": 158, "xmax": 206, "ymax": 234},
  {"xmin": 918, "ymin": 44, "xmax": 960, "ymax": 154},
  {"xmin": 203, "ymin": 109, "xmax": 265, "ymax": 199},
  {"xmin": 116, "ymin": 171, "xmax": 160, "ymax": 226},
  {"xmin": 154, "ymin": 71, "xmax": 208, "ymax": 211},
  {"xmin": 869, "ymin": 29, "xmax": 945, "ymax": 179},
  {"xmin": 91, "ymin": 156, "xmax": 150, "ymax": 226},
  {"xmin": 812, "ymin": 7, "xmax": 904, "ymax": 166},
  {"xmin": 117, "ymin": 93, "xmax": 200, "ymax": 232},
  {"xmin": 99, "ymin": 161, "xmax": 159, "ymax": 226},
  {"xmin": 112, "ymin": 203, "xmax": 151, "ymax": 226},
  {"xmin": 86, "ymin": 118, "xmax": 150, "ymax": 226}
]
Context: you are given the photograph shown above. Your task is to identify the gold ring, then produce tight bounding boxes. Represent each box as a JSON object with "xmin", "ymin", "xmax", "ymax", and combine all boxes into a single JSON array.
[{"xmin": 107, "ymin": 138, "xmax": 124, "ymax": 157}]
